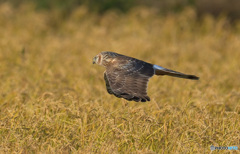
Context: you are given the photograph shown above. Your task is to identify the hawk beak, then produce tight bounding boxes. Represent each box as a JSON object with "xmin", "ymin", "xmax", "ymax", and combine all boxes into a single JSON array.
[{"xmin": 93, "ymin": 56, "xmax": 96, "ymax": 64}]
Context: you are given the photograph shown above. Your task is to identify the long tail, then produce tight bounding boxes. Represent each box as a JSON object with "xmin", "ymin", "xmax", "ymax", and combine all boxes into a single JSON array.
[{"xmin": 153, "ymin": 65, "xmax": 199, "ymax": 80}]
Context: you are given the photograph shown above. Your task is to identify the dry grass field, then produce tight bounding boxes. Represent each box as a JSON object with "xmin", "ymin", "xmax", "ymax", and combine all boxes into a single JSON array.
[{"xmin": 0, "ymin": 3, "xmax": 240, "ymax": 153}]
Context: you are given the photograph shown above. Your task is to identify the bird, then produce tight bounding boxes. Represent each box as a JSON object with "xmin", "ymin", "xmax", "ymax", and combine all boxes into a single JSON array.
[{"xmin": 93, "ymin": 51, "xmax": 199, "ymax": 102}]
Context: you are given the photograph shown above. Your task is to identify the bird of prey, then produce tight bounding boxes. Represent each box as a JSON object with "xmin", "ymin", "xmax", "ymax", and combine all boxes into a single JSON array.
[{"xmin": 93, "ymin": 51, "xmax": 199, "ymax": 102}]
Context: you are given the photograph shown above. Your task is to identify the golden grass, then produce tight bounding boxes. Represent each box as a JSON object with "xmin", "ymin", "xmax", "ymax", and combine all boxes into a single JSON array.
[{"xmin": 0, "ymin": 3, "xmax": 240, "ymax": 153}]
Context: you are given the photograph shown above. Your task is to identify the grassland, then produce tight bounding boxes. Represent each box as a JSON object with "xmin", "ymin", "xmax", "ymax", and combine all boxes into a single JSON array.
[{"xmin": 0, "ymin": 3, "xmax": 240, "ymax": 153}]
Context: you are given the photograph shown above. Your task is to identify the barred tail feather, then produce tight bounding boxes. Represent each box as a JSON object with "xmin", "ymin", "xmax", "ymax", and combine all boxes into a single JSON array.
[{"xmin": 153, "ymin": 65, "xmax": 199, "ymax": 80}]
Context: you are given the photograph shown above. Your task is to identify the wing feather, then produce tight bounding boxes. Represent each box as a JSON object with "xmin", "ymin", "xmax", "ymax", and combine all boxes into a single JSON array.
[
  {"xmin": 104, "ymin": 72, "xmax": 114, "ymax": 95},
  {"xmin": 104, "ymin": 57, "xmax": 154, "ymax": 102}
]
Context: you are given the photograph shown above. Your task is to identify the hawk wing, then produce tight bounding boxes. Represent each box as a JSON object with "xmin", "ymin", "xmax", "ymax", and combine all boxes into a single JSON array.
[{"xmin": 104, "ymin": 57, "xmax": 154, "ymax": 102}]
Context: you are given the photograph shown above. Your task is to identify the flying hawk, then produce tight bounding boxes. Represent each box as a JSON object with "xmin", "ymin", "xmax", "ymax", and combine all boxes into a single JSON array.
[{"xmin": 93, "ymin": 51, "xmax": 199, "ymax": 102}]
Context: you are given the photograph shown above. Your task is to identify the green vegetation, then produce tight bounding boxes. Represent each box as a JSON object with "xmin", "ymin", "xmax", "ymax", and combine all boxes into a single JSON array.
[
  {"xmin": 0, "ymin": 3, "xmax": 240, "ymax": 153},
  {"xmin": 4, "ymin": 0, "xmax": 136, "ymax": 14},
  {"xmin": 5, "ymin": 0, "xmax": 240, "ymax": 20}
]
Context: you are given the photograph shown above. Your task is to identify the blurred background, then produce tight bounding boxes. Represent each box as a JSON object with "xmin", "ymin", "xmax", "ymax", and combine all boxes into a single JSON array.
[
  {"xmin": 1, "ymin": 0, "xmax": 240, "ymax": 153},
  {"xmin": 2, "ymin": 0, "xmax": 240, "ymax": 20}
]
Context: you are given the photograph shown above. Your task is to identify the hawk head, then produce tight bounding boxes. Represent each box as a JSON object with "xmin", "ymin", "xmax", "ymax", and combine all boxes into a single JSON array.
[
  {"xmin": 92, "ymin": 54, "xmax": 101, "ymax": 65},
  {"xmin": 93, "ymin": 51, "xmax": 119, "ymax": 67}
]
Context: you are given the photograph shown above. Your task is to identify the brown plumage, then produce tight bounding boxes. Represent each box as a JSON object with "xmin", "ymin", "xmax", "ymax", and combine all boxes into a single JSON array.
[{"xmin": 93, "ymin": 51, "xmax": 199, "ymax": 102}]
